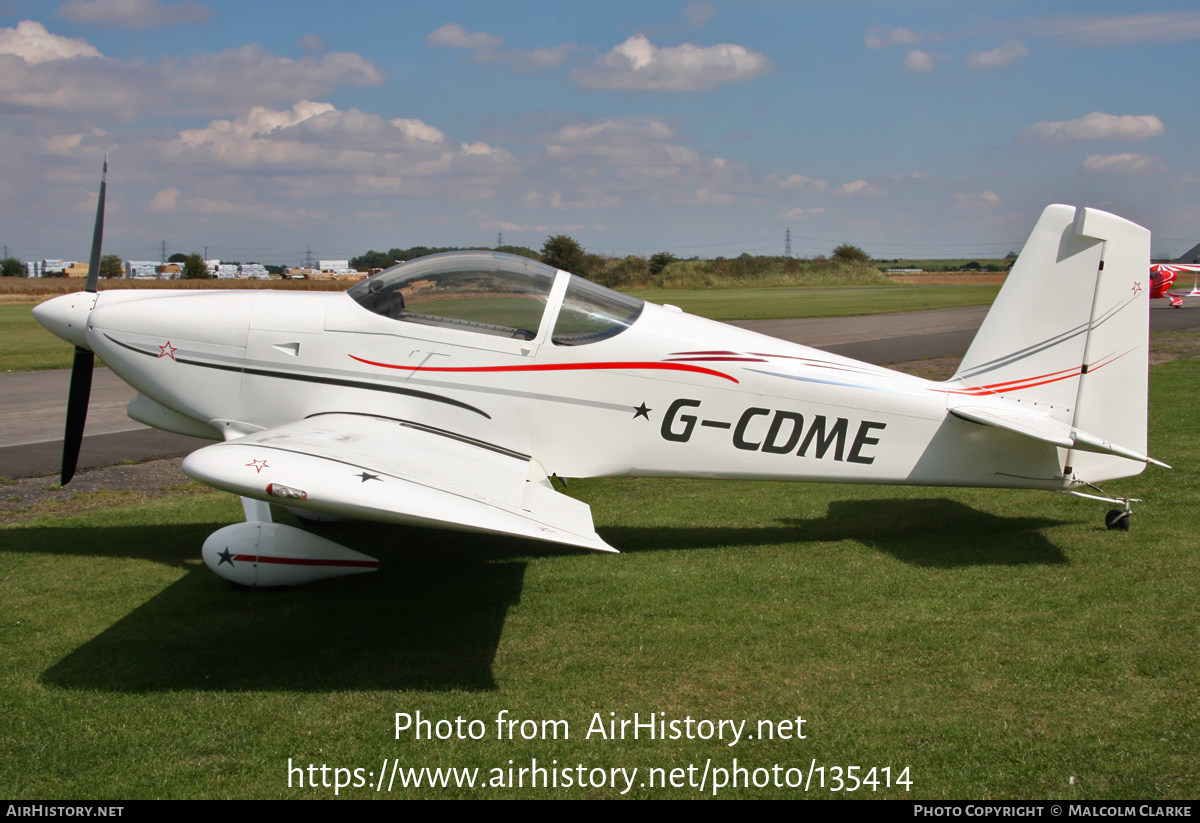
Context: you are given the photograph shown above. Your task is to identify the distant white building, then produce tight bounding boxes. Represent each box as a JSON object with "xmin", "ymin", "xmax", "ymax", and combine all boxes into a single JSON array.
[
  {"xmin": 125, "ymin": 260, "xmax": 160, "ymax": 279},
  {"xmin": 318, "ymin": 259, "xmax": 354, "ymax": 274},
  {"xmin": 239, "ymin": 264, "xmax": 270, "ymax": 279},
  {"xmin": 42, "ymin": 259, "xmax": 72, "ymax": 275}
]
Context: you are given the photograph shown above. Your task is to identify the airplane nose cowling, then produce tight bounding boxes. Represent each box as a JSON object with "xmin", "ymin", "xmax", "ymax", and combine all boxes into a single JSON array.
[{"xmin": 32, "ymin": 292, "xmax": 97, "ymax": 349}]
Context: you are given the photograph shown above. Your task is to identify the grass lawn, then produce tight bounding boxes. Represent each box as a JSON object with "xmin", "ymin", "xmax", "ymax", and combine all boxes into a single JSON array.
[
  {"xmin": 1, "ymin": 358, "xmax": 1195, "ymax": 799},
  {"xmin": 0, "ymin": 305, "xmax": 87, "ymax": 373},
  {"xmin": 632, "ymin": 284, "xmax": 1000, "ymax": 322}
]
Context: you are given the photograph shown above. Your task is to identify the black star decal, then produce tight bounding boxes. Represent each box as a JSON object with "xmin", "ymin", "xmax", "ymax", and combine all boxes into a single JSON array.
[
  {"xmin": 217, "ymin": 548, "xmax": 235, "ymax": 566},
  {"xmin": 357, "ymin": 472, "xmax": 382, "ymax": 483},
  {"xmin": 633, "ymin": 402, "xmax": 652, "ymax": 420}
]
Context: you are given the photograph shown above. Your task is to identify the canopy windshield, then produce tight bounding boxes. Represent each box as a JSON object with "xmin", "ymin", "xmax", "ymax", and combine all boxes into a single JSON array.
[
  {"xmin": 348, "ymin": 252, "xmax": 558, "ymax": 341},
  {"xmin": 551, "ymin": 275, "xmax": 644, "ymax": 346}
]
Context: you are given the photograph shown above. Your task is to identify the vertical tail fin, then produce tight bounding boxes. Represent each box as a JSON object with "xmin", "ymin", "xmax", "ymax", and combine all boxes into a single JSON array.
[{"xmin": 948, "ymin": 204, "xmax": 1152, "ymax": 483}]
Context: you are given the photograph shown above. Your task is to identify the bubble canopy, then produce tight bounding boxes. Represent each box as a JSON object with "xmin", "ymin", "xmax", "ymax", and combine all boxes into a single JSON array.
[{"xmin": 347, "ymin": 251, "xmax": 643, "ymax": 346}]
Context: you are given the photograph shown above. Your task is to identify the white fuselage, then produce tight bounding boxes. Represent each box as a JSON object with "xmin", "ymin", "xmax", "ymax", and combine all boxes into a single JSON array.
[{"xmin": 67, "ymin": 283, "xmax": 1067, "ymax": 491}]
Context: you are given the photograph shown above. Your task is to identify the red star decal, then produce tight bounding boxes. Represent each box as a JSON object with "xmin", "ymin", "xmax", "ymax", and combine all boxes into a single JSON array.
[
  {"xmin": 1132, "ymin": 281, "xmax": 1143, "ymax": 296},
  {"xmin": 158, "ymin": 341, "xmax": 178, "ymax": 360},
  {"xmin": 245, "ymin": 459, "xmax": 269, "ymax": 473}
]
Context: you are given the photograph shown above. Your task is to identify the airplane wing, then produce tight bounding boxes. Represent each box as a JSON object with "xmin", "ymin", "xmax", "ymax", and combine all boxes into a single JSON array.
[{"xmin": 181, "ymin": 413, "xmax": 616, "ymax": 553}]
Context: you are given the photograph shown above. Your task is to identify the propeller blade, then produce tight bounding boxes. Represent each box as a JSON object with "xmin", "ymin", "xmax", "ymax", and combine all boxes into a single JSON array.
[
  {"xmin": 60, "ymin": 154, "xmax": 107, "ymax": 484},
  {"xmin": 85, "ymin": 153, "xmax": 107, "ymax": 294},
  {"xmin": 61, "ymin": 346, "xmax": 95, "ymax": 485}
]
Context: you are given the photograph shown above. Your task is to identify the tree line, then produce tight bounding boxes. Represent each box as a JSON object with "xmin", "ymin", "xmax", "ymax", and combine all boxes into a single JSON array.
[
  {"xmin": 1, "ymin": 235, "xmax": 882, "ymax": 280},
  {"xmin": 350, "ymin": 235, "xmax": 874, "ymax": 277}
]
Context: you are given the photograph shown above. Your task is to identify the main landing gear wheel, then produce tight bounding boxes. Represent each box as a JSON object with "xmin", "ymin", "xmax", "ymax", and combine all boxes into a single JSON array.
[{"xmin": 1105, "ymin": 509, "xmax": 1131, "ymax": 531}]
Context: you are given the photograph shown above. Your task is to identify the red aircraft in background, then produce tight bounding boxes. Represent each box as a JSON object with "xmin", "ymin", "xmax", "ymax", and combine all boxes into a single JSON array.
[{"xmin": 1149, "ymin": 263, "xmax": 1200, "ymax": 307}]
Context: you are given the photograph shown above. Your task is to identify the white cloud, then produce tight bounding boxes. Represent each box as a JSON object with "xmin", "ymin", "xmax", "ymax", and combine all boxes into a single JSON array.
[
  {"xmin": 535, "ymin": 116, "xmax": 751, "ymax": 208},
  {"xmin": 549, "ymin": 189, "xmax": 622, "ymax": 209},
  {"xmin": 398, "ymin": 119, "xmax": 448, "ymax": 143},
  {"xmin": 299, "ymin": 34, "xmax": 325, "ymax": 54},
  {"xmin": 904, "ymin": 50, "xmax": 936, "ymax": 72},
  {"xmin": 178, "ymin": 100, "xmax": 336, "ymax": 145},
  {"xmin": 1028, "ymin": 12, "xmax": 1200, "ymax": 46},
  {"xmin": 497, "ymin": 45, "xmax": 575, "ymax": 72},
  {"xmin": 176, "ymin": 196, "xmax": 326, "ymax": 223},
  {"xmin": 0, "ymin": 20, "xmax": 100, "ymax": 63},
  {"xmin": 1019, "ymin": 112, "xmax": 1164, "ymax": 143},
  {"xmin": 485, "ymin": 219, "xmax": 589, "ymax": 235},
  {"xmin": 427, "ymin": 23, "xmax": 503, "ymax": 50},
  {"xmin": 427, "ymin": 23, "xmax": 573, "ymax": 72},
  {"xmin": 1082, "ymin": 153, "xmax": 1162, "ymax": 174},
  {"xmin": 780, "ymin": 207, "xmax": 826, "ymax": 220},
  {"xmin": 43, "ymin": 133, "xmax": 86, "ymax": 154},
  {"xmin": 163, "ymin": 101, "xmax": 518, "ymax": 203},
  {"xmin": 952, "ymin": 191, "xmax": 1000, "ymax": 207},
  {"xmin": 149, "ymin": 187, "xmax": 179, "ymax": 211},
  {"xmin": 0, "ymin": 29, "xmax": 386, "ymax": 118},
  {"xmin": 350, "ymin": 176, "xmax": 405, "ymax": 194},
  {"xmin": 167, "ymin": 45, "xmax": 385, "ymax": 104},
  {"xmin": 544, "ymin": 118, "xmax": 688, "ymax": 164},
  {"xmin": 58, "ymin": 0, "xmax": 209, "ymax": 28},
  {"xmin": 673, "ymin": 187, "xmax": 738, "ymax": 206},
  {"xmin": 834, "ymin": 180, "xmax": 888, "ymax": 197},
  {"xmin": 965, "ymin": 41, "xmax": 1030, "ymax": 69},
  {"xmin": 769, "ymin": 173, "xmax": 829, "ymax": 193},
  {"xmin": 573, "ymin": 34, "xmax": 772, "ymax": 91},
  {"xmin": 865, "ymin": 26, "xmax": 925, "ymax": 49}
]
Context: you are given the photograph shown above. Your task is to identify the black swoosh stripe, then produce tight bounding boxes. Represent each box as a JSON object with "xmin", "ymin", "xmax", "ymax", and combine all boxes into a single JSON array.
[
  {"xmin": 103, "ymin": 334, "xmax": 490, "ymax": 419},
  {"xmin": 958, "ymin": 293, "xmax": 1138, "ymax": 380},
  {"xmin": 305, "ymin": 412, "xmax": 530, "ymax": 461}
]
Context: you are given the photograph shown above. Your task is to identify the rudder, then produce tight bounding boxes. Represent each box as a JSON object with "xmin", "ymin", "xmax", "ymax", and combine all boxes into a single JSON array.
[{"xmin": 948, "ymin": 204, "xmax": 1152, "ymax": 484}]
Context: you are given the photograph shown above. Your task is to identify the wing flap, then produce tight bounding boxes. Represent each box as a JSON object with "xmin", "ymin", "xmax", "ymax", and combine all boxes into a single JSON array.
[{"xmin": 182, "ymin": 413, "xmax": 616, "ymax": 552}]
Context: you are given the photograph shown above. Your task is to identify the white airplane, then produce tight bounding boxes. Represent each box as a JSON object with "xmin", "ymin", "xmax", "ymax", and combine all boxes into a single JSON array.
[{"xmin": 34, "ymin": 163, "xmax": 1168, "ymax": 587}]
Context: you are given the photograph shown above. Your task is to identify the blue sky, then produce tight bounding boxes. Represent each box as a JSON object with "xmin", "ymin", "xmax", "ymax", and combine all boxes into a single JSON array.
[{"xmin": 1, "ymin": 0, "xmax": 1196, "ymax": 266}]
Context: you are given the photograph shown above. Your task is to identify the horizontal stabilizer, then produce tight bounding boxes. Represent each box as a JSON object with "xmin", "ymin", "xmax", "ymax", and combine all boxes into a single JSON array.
[
  {"xmin": 950, "ymin": 406, "xmax": 1169, "ymax": 468},
  {"xmin": 950, "ymin": 405, "xmax": 1073, "ymax": 448}
]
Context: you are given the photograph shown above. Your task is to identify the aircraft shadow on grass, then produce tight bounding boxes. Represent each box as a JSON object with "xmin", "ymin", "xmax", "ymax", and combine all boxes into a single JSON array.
[
  {"xmin": 608, "ymin": 497, "xmax": 1071, "ymax": 568},
  {"xmin": 25, "ymin": 522, "xmax": 527, "ymax": 694},
  {"xmin": 25, "ymin": 496, "xmax": 1067, "ymax": 693}
]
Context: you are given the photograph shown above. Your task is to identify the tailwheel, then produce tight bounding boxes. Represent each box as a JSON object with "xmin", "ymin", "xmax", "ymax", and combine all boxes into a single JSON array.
[
  {"xmin": 1105, "ymin": 509, "xmax": 1131, "ymax": 531},
  {"xmin": 1060, "ymin": 489, "xmax": 1140, "ymax": 532}
]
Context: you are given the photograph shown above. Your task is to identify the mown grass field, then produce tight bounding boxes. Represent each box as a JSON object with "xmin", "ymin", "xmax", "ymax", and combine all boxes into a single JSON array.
[
  {"xmin": 1, "ymin": 358, "xmax": 1196, "ymax": 799},
  {"xmin": 634, "ymin": 284, "xmax": 999, "ymax": 322},
  {"xmin": 0, "ymin": 305, "xmax": 82, "ymax": 372}
]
